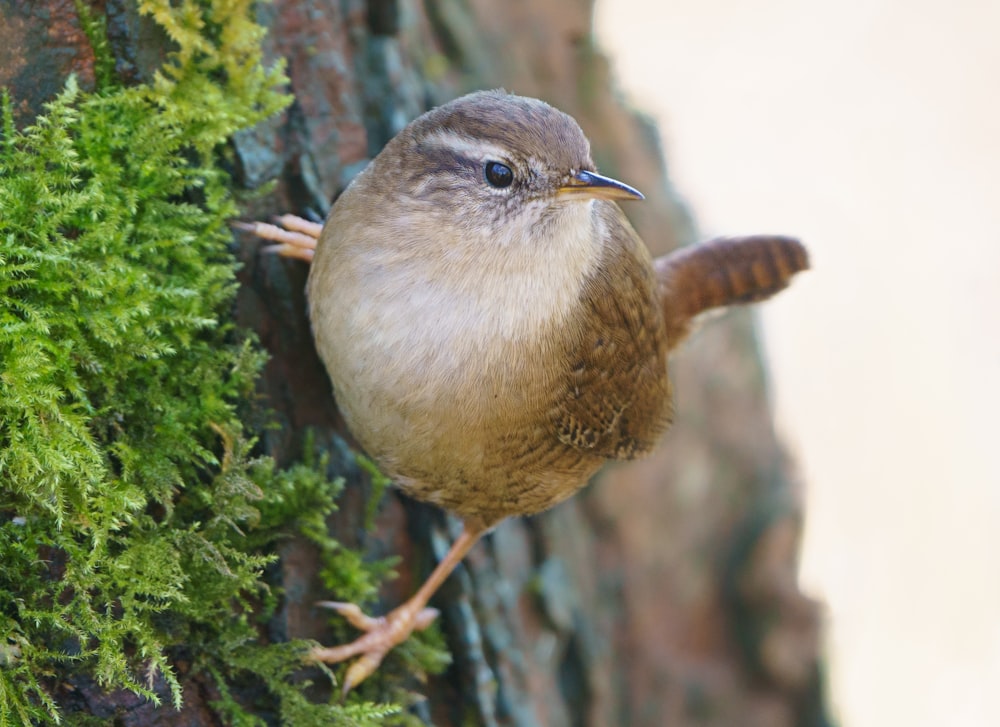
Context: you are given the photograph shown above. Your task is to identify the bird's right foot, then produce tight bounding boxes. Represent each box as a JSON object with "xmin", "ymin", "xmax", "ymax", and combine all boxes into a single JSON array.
[{"xmin": 309, "ymin": 600, "xmax": 440, "ymax": 696}]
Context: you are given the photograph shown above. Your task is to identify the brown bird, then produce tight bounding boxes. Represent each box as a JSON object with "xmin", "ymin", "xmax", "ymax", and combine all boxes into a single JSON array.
[{"xmin": 241, "ymin": 90, "xmax": 809, "ymax": 694}]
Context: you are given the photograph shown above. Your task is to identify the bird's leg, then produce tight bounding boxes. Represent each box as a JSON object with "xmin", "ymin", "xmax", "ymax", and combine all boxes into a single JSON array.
[
  {"xmin": 233, "ymin": 214, "xmax": 322, "ymax": 262},
  {"xmin": 311, "ymin": 521, "xmax": 486, "ymax": 695}
]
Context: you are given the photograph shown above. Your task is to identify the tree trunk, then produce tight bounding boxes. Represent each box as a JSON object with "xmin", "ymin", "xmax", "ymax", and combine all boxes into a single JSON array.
[{"xmin": 0, "ymin": 1, "xmax": 830, "ymax": 724}]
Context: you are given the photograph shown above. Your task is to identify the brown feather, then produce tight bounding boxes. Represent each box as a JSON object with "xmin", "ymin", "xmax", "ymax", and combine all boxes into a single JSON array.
[
  {"xmin": 553, "ymin": 203, "xmax": 673, "ymax": 460},
  {"xmin": 655, "ymin": 235, "xmax": 810, "ymax": 349}
]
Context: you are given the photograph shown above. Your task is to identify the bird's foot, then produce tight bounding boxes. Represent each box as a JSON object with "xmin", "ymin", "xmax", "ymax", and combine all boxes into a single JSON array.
[
  {"xmin": 233, "ymin": 214, "xmax": 321, "ymax": 262},
  {"xmin": 310, "ymin": 600, "xmax": 440, "ymax": 695}
]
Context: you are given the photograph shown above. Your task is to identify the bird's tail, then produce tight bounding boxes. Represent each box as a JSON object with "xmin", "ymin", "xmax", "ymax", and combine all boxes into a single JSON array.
[{"xmin": 654, "ymin": 235, "xmax": 810, "ymax": 350}]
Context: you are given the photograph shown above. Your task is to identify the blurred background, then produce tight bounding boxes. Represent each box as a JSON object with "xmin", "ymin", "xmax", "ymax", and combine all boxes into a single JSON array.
[{"xmin": 596, "ymin": 1, "xmax": 1000, "ymax": 726}]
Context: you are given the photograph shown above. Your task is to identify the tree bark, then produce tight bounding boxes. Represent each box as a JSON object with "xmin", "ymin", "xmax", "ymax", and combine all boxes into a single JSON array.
[{"xmin": 0, "ymin": 1, "xmax": 831, "ymax": 724}]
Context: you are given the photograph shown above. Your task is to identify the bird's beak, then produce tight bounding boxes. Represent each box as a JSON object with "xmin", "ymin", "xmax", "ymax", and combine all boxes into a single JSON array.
[{"xmin": 557, "ymin": 169, "xmax": 644, "ymax": 201}]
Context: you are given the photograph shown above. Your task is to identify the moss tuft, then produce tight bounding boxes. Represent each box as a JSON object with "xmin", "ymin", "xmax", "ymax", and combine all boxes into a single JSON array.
[{"xmin": 0, "ymin": 1, "xmax": 444, "ymax": 723}]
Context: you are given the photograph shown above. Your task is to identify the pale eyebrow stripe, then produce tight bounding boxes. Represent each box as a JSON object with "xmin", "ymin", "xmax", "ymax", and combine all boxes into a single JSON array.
[{"xmin": 420, "ymin": 130, "xmax": 511, "ymax": 162}]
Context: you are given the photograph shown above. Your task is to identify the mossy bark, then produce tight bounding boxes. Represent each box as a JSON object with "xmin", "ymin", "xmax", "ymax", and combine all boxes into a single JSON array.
[{"xmin": 0, "ymin": 1, "xmax": 832, "ymax": 725}]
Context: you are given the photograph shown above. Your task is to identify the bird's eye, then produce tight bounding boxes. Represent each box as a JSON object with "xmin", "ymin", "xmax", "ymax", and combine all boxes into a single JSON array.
[{"xmin": 484, "ymin": 161, "xmax": 514, "ymax": 189}]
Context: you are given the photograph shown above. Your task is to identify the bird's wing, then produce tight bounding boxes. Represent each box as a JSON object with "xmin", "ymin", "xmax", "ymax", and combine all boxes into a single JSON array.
[{"xmin": 552, "ymin": 206, "xmax": 673, "ymax": 460}]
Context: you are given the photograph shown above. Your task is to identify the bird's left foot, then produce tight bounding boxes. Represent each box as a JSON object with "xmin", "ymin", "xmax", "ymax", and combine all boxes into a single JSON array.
[
  {"xmin": 309, "ymin": 600, "xmax": 440, "ymax": 695},
  {"xmin": 234, "ymin": 214, "xmax": 321, "ymax": 262}
]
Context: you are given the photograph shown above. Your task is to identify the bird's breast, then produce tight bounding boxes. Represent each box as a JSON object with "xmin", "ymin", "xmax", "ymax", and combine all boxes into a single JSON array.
[{"xmin": 307, "ymin": 214, "xmax": 600, "ymax": 471}]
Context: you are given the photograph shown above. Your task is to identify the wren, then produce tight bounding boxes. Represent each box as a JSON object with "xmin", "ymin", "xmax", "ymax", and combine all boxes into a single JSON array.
[{"xmin": 241, "ymin": 89, "xmax": 809, "ymax": 693}]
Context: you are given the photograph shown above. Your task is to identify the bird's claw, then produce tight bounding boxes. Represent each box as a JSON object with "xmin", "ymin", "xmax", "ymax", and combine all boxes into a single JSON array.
[
  {"xmin": 233, "ymin": 214, "xmax": 321, "ymax": 262},
  {"xmin": 310, "ymin": 601, "xmax": 441, "ymax": 696}
]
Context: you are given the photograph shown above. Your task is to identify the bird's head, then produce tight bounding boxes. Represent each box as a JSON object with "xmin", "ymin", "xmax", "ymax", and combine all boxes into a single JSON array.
[{"xmin": 365, "ymin": 90, "xmax": 643, "ymax": 252}]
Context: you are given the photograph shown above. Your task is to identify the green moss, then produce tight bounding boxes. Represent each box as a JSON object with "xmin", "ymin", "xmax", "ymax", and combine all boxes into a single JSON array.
[{"xmin": 0, "ymin": 1, "xmax": 443, "ymax": 723}]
